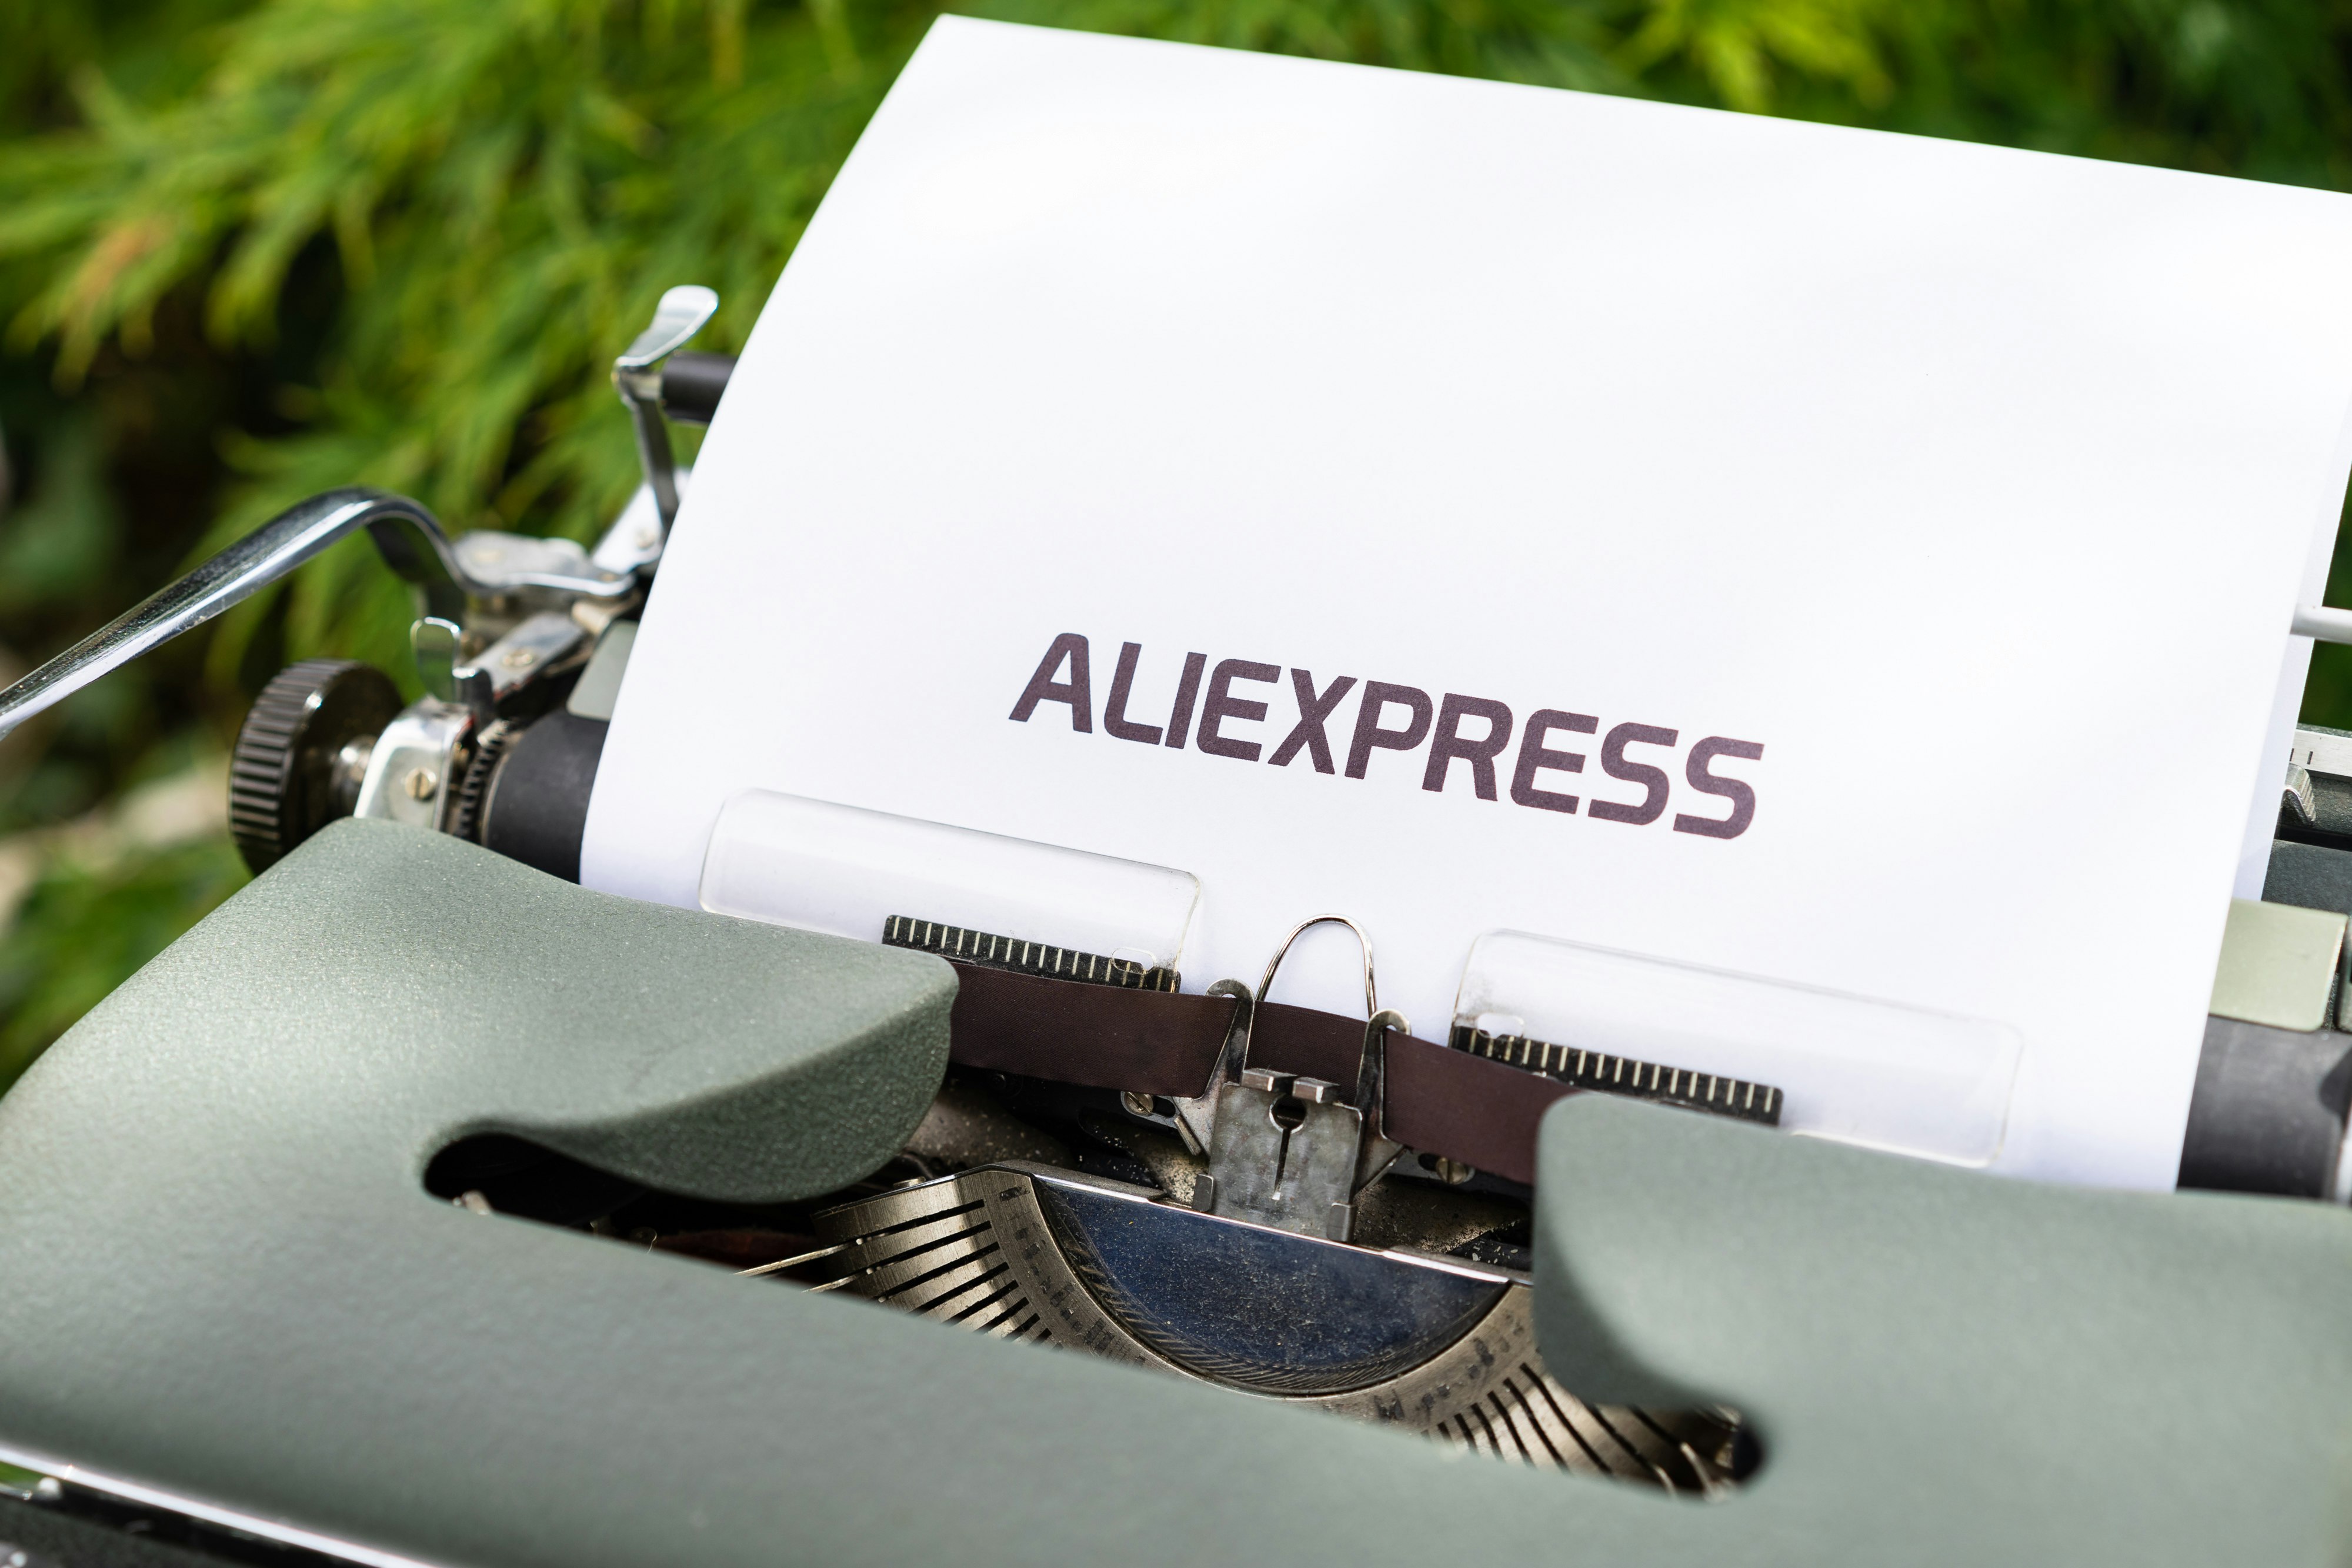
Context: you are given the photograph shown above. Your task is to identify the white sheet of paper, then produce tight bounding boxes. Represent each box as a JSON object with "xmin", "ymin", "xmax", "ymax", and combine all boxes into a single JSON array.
[{"xmin": 582, "ymin": 17, "xmax": 2352, "ymax": 1189}]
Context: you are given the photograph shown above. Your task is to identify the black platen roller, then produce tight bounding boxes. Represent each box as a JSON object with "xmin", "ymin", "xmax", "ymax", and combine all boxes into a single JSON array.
[
  {"xmin": 478, "ymin": 710, "xmax": 608, "ymax": 883},
  {"xmin": 2177, "ymin": 1016, "xmax": 2352, "ymax": 1197},
  {"xmin": 659, "ymin": 351, "xmax": 735, "ymax": 426}
]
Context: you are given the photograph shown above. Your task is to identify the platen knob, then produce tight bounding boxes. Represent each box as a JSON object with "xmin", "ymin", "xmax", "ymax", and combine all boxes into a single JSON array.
[{"xmin": 228, "ymin": 659, "xmax": 402, "ymax": 874}]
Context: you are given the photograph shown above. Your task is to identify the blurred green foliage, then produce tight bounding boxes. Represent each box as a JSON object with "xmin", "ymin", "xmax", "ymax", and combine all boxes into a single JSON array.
[{"xmin": 3, "ymin": 0, "xmax": 2352, "ymax": 1089}]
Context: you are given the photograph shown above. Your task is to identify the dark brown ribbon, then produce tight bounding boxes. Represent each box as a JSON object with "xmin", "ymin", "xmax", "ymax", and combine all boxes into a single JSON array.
[{"xmin": 943, "ymin": 961, "xmax": 1572, "ymax": 1186}]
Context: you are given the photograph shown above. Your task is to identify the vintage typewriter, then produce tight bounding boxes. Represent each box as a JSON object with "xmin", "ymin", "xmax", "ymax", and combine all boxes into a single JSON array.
[{"xmin": 3, "ymin": 289, "xmax": 2352, "ymax": 1567}]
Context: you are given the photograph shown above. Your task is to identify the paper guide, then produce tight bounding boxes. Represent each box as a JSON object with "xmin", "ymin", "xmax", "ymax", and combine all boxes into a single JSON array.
[{"xmin": 583, "ymin": 17, "xmax": 2352, "ymax": 1188}]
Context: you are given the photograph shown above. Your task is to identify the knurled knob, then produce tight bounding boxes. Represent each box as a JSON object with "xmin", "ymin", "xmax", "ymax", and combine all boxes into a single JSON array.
[{"xmin": 228, "ymin": 658, "xmax": 401, "ymax": 874}]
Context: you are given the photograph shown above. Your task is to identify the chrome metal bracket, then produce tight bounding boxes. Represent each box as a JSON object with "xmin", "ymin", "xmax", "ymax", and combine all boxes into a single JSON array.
[
  {"xmin": 610, "ymin": 285, "xmax": 718, "ymax": 541},
  {"xmin": 1183, "ymin": 916, "xmax": 1407, "ymax": 1242},
  {"xmin": 353, "ymin": 699, "xmax": 471, "ymax": 832},
  {"xmin": 352, "ymin": 617, "xmax": 492, "ymax": 833},
  {"xmin": 465, "ymin": 610, "xmax": 588, "ymax": 701}
]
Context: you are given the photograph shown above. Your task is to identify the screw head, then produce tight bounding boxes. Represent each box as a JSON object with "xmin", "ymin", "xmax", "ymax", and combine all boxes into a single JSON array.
[
  {"xmin": 500, "ymin": 646, "xmax": 537, "ymax": 669},
  {"xmin": 402, "ymin": 766, "xmax": 439, "ymax": 800},
  {"xmin": 1120, "ymin": 1090, "xmax": 1153, "ymax": 1117}
]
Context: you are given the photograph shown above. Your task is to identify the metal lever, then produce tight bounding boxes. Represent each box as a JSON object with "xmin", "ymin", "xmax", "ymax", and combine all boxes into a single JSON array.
[
  {"xmin": 0, "ymin": 485, "xmax": 637, "ymax": 746},
  {"xmin": 1182, "ymin": 916, "xmax": 1408, "ymax": 1242},
  {"xmin": 0, "ymin": 488, "xmax": 478, "ymax": 744},
  {"xmin": 612, "ymin": 285, "xmax": 719, "ymax": 535},
  {"xmin": 410, "ymin": 617, "xmax": 492, "ymax": 720}
]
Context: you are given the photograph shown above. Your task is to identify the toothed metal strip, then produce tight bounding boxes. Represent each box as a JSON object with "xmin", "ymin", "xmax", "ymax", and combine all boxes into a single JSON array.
[
  {"xmin": 882, "ymin": 915, "xmax": 1179, "ymax": 992},
  {"xmin": 1447, "ymin": 1024, "xmax": 1782, "ymax": 1127}
]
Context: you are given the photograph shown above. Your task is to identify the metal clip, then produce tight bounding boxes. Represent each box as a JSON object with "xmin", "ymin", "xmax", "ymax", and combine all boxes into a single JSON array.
[{"xmin": 1181, "ymin": 916, "xmax": 1407, "ymax": 1243}]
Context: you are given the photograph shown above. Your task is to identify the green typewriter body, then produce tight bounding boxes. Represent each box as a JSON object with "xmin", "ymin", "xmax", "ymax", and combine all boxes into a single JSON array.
[{"xmin": 6, "ymin": 296, "xmax": 2352, "ymax": 1568}]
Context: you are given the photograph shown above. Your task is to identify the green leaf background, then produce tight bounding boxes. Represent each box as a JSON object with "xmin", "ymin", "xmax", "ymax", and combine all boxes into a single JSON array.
[{"xmin": 2, "ymin": 0, "xmax": 2350, "ymax": 1091}]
